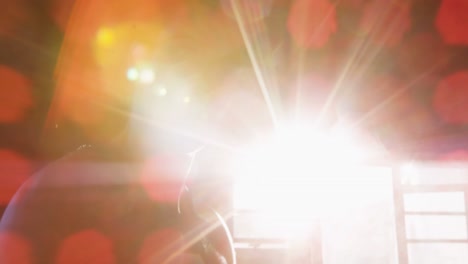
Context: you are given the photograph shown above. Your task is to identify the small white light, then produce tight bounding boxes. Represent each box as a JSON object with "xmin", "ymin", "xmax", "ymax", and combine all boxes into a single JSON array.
[
  {"xmin": 157, "ymin": 86, "xmax": 167, "ymax": 96},
  {"xmin": 183, "ymin": 96, "xmax": 191, "ymax": 103},
  {"xmin": 126, "ymin": 67, "xmax": 139, "ymax": 81},
  {"xmin": 139, "ymin": 68, "xmax": 155, "ymax": 84}
]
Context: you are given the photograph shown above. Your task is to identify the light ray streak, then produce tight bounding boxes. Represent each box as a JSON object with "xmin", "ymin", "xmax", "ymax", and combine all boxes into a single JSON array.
[
  {"xmin": 316, "ymin": 1, "xmax": 393, "ymax": 127},
  {"xmin": 292, "ymin": 2, "xmax": 336, "ymax": 121},
  {"xmin": 347, "ymin": 4, "xmax": 450, "ymax": 131},
  {"xmin": 45, "ymin": 56, "xmax": 237, "ymax": 152},
  {"xmin": 230, "ymin": 0, "xmax": 279, "ymax": 128},
  {"xmin": 106, "ymin": 104, "xmax": 237, "ymax": 152},
  {"xmin": 351, "ymin": 63, "xmax": 443, "ymax": 130},
  {"xmin": 291, "ymin": 5, "xmax": 308, "ymax": 120},
  {"xmin": 47, "ymin": 77, "xmax": 236, "ymax": 152},
  {"xmin": 164, "ymin": 210, "xmax": 236, "ymax": 264},
  {"xmin": 346, "ymin": 4, "xmax": 409, "ymax": 93}
]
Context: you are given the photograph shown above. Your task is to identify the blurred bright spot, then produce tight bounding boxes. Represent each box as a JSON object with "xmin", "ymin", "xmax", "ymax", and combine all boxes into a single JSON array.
[
  {"xmin": 56, "ymin": 230, "xmax": 115, "ymax": 264},
  {"xmin": 139, "ymin": 68, "xmax": 155, "ymax": 84},
  {"xmin": 359, "ymin": 0, "xmax": 411, "ymax": 47},
  {"xmin": 287, "ymin": 0, "xmax": 337, "ymax": 49},
  {"xmin": 433, "ymin": 71, "xmax": 468, "ymax": 124},
  {"xmin": 0, "ymin": 66, "xmax": 33, "ymax": 123},
  {"xmin": 140, "ymin": 156, "xmax": 189, "ymax": 203},
  {"xmin": 127, "ymin": 67, "xmax": 139, "ymax": 81},
  {"xmin": 0, "ymin": 150, "xmax": 31, "ymax": 205},
  {"xmin": 436, "ymin": 0, "xmax": 468, "ymax": 45},
  {"xmin": 183, "ymin": 96, "xmax": 191, "ymax": 104},
  {"xmin": 92, "ymin": 22, "xmax": 165, "ymax": 69},
  {"xmin": 96, "ymin": 27, "xmax": 115, "ymax": 47},
  {"xmin": 0, "ymin": 231, "xmax": 32, "ymax": 264},
  {"xmin": 157, "ymin": 86, "xmax": 168, "ymax": 96},
  {"xmin": 138, "ymin": 229, "xmax": 185, "ymax": 264}
]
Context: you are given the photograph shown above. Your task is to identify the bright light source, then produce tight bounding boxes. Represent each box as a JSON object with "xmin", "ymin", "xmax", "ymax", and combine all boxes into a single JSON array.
[
  {"xmin": 232, "ymin": 122, "xmax": 381, "ymax": 238},
  {"xmin": 183, "ymin": 96, "xmax": 191, "ymax": 104},
  {"xmin": 234, "ymin": 123, "xmax": 368, "ymax": 181},
  {"xmin": 126, "ymin": 67, "xmax": 139, "ymax": 81},
  {"xmin": 140, "ymin": 68, "xmax": 155, "ymax": 84}
]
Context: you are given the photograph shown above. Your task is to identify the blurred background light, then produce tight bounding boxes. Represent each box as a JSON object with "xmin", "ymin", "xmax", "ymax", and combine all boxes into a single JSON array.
[
  {"xmin": 126, "ymin": 67, "xmax": 139, "ymax": 81},
  {"xmin": 139, "ymin": 68, "xmax": 155, "ymax": 84},
  {"xmin": 126, "ymin": 67, "xmax": 155, "ymax": 84},
  {"xmin": 156, "ymin": 86, "xmax": 167, "ymax": 97},
  {"xmin": 96, "ymin": 27, "xmax": 115, "ymax": 47}
]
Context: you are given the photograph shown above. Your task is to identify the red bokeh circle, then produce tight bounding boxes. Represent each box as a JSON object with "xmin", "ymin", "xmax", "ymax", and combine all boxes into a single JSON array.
[
  {"xmin": 56, "ymin": 229, "xmax": 115, "ymax": 264},
  {"xmin": 287, "ymin": 0, "xmax": 337, "ymax": 49},
  {"xmin": 435, "ymin": 0, "xmax": 468, "ymax": 45},
  {"xmin": 0, "ymin": 66, "xmax": 33, "ymax": 123},
  {"xmin": 433, "ymin": 71, "xmax": 468, "ymax": 125},
  {"xmin": 0, "ymin": 231, "xmax": 32, "ymax": 264},
  {"xmin": 0, "ymin": 150, "xmax": 31, "ymax": 205}
]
